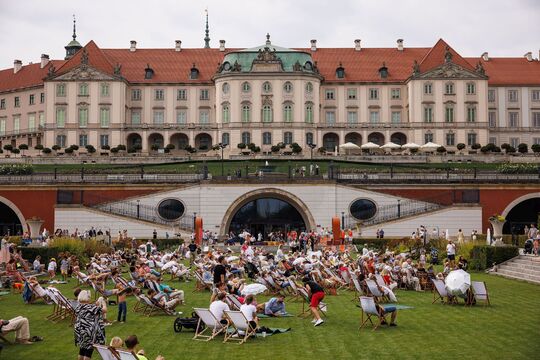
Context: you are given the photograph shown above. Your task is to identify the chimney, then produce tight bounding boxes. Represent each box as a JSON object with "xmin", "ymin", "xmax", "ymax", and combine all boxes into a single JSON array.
[
  {"xmin": 219, "ymin": 40, "xmax": 226, "ymax": 52},
  {"xmin": 354, "ymin": 39, "xmax": 361, "ymax": 51},
  {"xmin": 130, "ymin": 40, "xmax": 137, "ymax": 52},
  {"xmin": 175, "ymin": 40, "xmax": 182, "ymax": 52},
  {"xmin": 524, "ymin": 52, "xmax": 533, "ymax": 62},
  {"xmin": 40, "ymin": 54, "xmax": 50, "ymax": 69},
  {"xmin": 397, "ymin": 39, "xmax": 404, "ymax": 51},
  {"xmin": 310, "ymin": 39, "xmax": 317, "ymax": 52},
  {"xmin": 13, "ymin": 60, "xmax": 22, "ymax": 74},
  {"xmin": 481, "ymin": 52, "xmax": 489, "ymax": 61}
]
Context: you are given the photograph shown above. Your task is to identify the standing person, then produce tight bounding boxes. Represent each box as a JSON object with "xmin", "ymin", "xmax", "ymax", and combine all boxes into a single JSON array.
[
  {"xmin": 188, "ymin": 241, "xmax": 197, "ymax": 265},
  {"xmin": 446, "ymin": 240, "xmax": 457, "ymax": 268},
  {"xmin": 303, "ymin": 277, "xmax": 325, "ymax": 327},
  {"xmin": 457, "ymin": 229, "xmax": 465, "ymax": 245},
  {"xmin": 47, "ymin": 258, "xmax": 57, "ymax": 280},
  {"xmin": 60, "ymin": 256, "xmax": 69, "ymax": 282},
  {"xmin": 74, "ymin": 290, "xmax": 105, "ymax": 360},
  {"xmin": 116, "ymin": 286, "xmax": 130, "ymax": 323},
  {"xmin": 152, "ymin": 229, "xmax": 157, "ymax": 240},
  {"xmin": 0, "ymin": 236, "xmax": 10, "ymax": 265},
  {"xmin": 213, "ymin": 256, "xmax": 227, "ymax": 286},
  {"xmin": 528, "ymin": 224, "xmax": 538, "ymax": 240}
]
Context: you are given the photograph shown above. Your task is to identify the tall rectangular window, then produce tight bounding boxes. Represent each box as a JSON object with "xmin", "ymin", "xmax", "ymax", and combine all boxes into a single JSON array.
[
  {"xmin": 283, "ymin": 104, "xmax": 293, "ymax": 123},
  {"xmin": 347, "ymin": 88, "xmax": 357, "ymax": 100},
  {"xmin": 532, "ymin": 90, "xmax": 540, "ymax": 102},
  {"xmin": 79, "ymin": 134, "xmax": 88, "ymax": 147},
  {"xmin": 131, "ymin": 89, "xmax": 141, "ymax": 101},
  {"xmin": 13, "ymin": 115, "xmax": 20, "ymax": 133},
  {"xmin": 424, "ymin": 106, "xmax": 433, "ymax": 123},
  {"xmin": 424, "ymin": 83, "xmax": 432, "ymax": 95},
  {"xmin": 0, "ymin": 118, "xmax": 5, "ymax": 135},
  {"xmin": 533, "ymin": 137, "xmax": 540, "ymax": 145},
  {"xmin": 56, "ymin": 84, "xmax": 66, "ymax": 97},
  {"xmin": 489, "ymin": 137, "xmax": 497, "ymax": 145},
  {"xmin": 488, "ymin": 89, "xmax": 496, "ymax": 102},
  {"xmin": 445, "ymin": 83, "xmax": 454, "ymax": 95},
  {"xmin": 199, "ymin": 111, "xmax": 209, "ymax": 124},
  {"xmin": 38, "ymin": 112, "xmax": 45, "ymax": 127},
  {"xmin": 100, "ymin": 83, "xmax": 109, "ymax": 97},
  {"xmin": 29, "ymin": 94, "xmax": 35, "ymax": 105},
  {"xmin": 79, "ymin": 83, "xmax": 89, "ymax": 96},
  {"xmin": 153, "ymin": 110, "xmax": 164, "ymax": 124},
  {"xmin": 508, "ymin": 112, "xmax": 519, "ymax": 127},
  {"xmin": 40, "ymin": 92, "xmax": 45, "ymax": 103},
  {"xmin": 391, "ymin": 88, "xmax": 401, "ymax": 99},
  {"xmin": 154, "ymin": 89, "xmax": 164, "ymax": 101},
  {"xmin": 305, "ymin": 103, "xmax": 314, "ymax": 123},
  {"xmin": 424, "ymin": 133, "xmax": 434, "ymax": 143},
  {"xmin": 369, "ymin": 88, "xmax": 379, "ymax": 100},
  {"xmin": 467, "ymin": 106, "xmax": 476, "ymax": 122},
  {"xmin": 391, "ymin": 111, "xmax": 401, "ymax": 124},
  {"xmin": 14, "ymin": 97, "xmax": 20, "ymax": 107},
  {"xmin": 78, "ymin": 108, "xmax": 88, "ymax": 127},
  {"xmin": 100, "ymin": 135, "xmax": 109, "ymax": 147},
  {"xmin": 347, "ymin": 111, "xmax": 357, "ymax": 124},
  {"xmin": 532, "ymin": 112, "xmax": 540, "ymax": 128},
  {"xmin": 325, "ymin": 89, "xmax": 335, "ymax": 100},
  {"xmin": 200, "ymin": 89, "xmax": 209, "ymax": 100},
  {"xmin": 176, "ymin": 110, "xmax": 187, "ymax": 124},
  {"xmin": 510, "ymin": 137, "xmax": 519, "ymax": 148},
  {"xmin": 508, "ymin": 90, "xmax": 518, "ymax": 102},
  {"xmin": 488, "ymin": 111, "xmax": 497, "ymax": 127},
  {"xmin": 131, "ymin": 111, "xmax": 141, "ymax": 125},
  {"xmin": 466, "ymin": 82, "xmax": 476, "ymax": 95},
  {"xmin": 446, "ymin": 133, "xmax": 455, "ymax": 146},
  {"xmin": 325, "ymin": 111, "xmax": 335, "ymax": 124},
  {"xmin": 56, "ymin": 108, "xmax": 66, "ymax": 128},
  {"xmin": 445, "ymin": 106, "xmax": 454, "ymax": 123},
  {"xmin": 262, "ymin": 132, "xmax": 272, "ymax": 145},
  {"xmin": 177, "ymin": 89, "xmax": 187, "ymax": 100},
  {"xmin": 28, "ymin": 114, "xmax": 36, "ymax": 131},
  {"xmin": 56, "ymin": 135, "xmax": 66, "ymax": 147},
  {"xmin": 0, "ymin": 99, "xmax": 5, "ymax": 109},
  {"xmin": 100, "ymin": 108, "xmax": 110, "ymax": 128},
  {"xmin": 467, "ymin": 133, "xmax": 477, "ymax": 146},
  {"xmin": 369, "ymin": 111, "xmax": 379, "ymax": 123}
]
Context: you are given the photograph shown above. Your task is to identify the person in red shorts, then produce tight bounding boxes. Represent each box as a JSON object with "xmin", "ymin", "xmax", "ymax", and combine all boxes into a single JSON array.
[{"xmin": 303, "ymin": 277, "xmax": 325, "ymax": 327}]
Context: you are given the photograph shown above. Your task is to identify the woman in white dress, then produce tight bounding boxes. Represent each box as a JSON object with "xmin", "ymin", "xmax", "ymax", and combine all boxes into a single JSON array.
[{"xmin": 0, "ymin": 237, "xmax": 11, "ymax": 265}]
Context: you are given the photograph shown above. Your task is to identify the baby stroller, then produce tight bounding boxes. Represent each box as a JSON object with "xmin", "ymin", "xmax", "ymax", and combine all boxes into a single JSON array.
[
  {"xmin": 430, "ymin": 248, "xmax": 439, "ymax": 265},
  {"xmin": 523, "ymin": 239, "xmax": 533, "ymax": 254},
  {"xmin": 173, "ymin": 312, "xmax": 204, "ymax": 333}
]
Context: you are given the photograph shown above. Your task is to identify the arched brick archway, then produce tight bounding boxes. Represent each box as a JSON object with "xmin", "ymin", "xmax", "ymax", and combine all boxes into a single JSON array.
[
  {"xmin": 0, "ymin": 195, "xmax": 27, "ymax": 235},
  {"xmin": 501, "ymin": 192, "xmax": 540, "ymax": 217},
  {"xmin": 219, "ymin": 188, "xmax": 316, "ymax": 236}
]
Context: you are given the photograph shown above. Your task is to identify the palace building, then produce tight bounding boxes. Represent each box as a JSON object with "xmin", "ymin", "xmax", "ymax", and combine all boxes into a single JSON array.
[{"xmin": 0, "ymin": 20, "xmax": 539, "ymax": 155}]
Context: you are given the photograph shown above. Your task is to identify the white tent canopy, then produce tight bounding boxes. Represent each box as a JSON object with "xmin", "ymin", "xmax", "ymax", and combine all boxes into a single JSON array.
[
  {"xmin": 402, "ymin": 142, "xmax": 420, "ymax": 149},
  {"xmin": 360, "ymin": 142, "xmax": 380, "ymax": 149},
  {"xmin": 339, "ymin": 142, "xmax": 361, "ymax": 150},
  {"xmin": 381, "ymin": 142, "xmax": 401, "ymax": 149},
  {"xmin": 420, "ymin": 142, "xmax": 441, "ymax": 151}
]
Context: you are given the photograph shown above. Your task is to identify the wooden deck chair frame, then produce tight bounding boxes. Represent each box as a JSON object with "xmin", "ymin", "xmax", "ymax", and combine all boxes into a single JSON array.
[
  {"xmin": 297, "ymin": 287, "xmax": 327, "ymax": 318},
  {"xmin": 139, "ymin": 294, "xmax": 175, "ymax": 317},
  {"xmin": 323, "ymin": 267, "xmax": 347, "ymax": 291},
  {"xmin": 223, "ymin": 310, "xmax": 257, "ymax": 345},
  {"xmin": 471, "ymin": 281, "xmax": 491, "ymax": 306},
  {"xmin": 28, "ymin": 282, "xmax": 53, "ymax": 304},
  {"xmin": 93, "ymin": 344, "xmax": 120, "ymax": 360},
  {"xmin": 192, "ymin": 308, "xmax": 226, "ymax": 341},
  {"xmin": 359, "ymin": 296, "xmax": 389, "ymax": 331},
  {"xmin": 115, "ymin": 348, "xmax": 139, "ymax": 360},
  {"xmin": 431, "ymin": 279, "xmax": 456, "ymax": 304},
  {"xmin": 287, "ymin": 277, "xmax": 302, "ymax": 302},
  {"xmin": 365, "ymin": 279, "xmax": 388, "ymax": 303},
  {"xmin": 351, "ymin": 276, "xmax": 364, "ymax": 302},
  {"xmin": 0, "ymin": 330, "xmax": 12, "ymax": 344},
  {"xmin": 193, "ymin": 272, "xmax": 212, "ymax": 292},
  {"xmin": 47, "ymin": 288, "xmax": 75, "ymax": 324}
]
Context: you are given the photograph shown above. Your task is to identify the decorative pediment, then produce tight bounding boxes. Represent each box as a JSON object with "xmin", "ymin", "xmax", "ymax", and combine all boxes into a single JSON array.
[
  {"xmin": 50, "ymin": 65, "xmax": 119, "ymax": 81},
  {"xmin": 414, "ymin": 62, "xmax": 487, "ymax": 80},
  {"xmin": 251, "ymin": 46, "xmax": 283, "ymax": 72}
]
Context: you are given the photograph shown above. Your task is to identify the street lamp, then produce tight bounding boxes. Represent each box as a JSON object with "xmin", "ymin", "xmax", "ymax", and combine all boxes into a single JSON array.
[
  {"xmin": 136, "ymin": 200, "xmax": 140, "ymax": 219},
  {"xmin": 218, "ymin": 142, "xmax": 228, "ymax": 176},
  {"xmin": 397, "ymin": 199, "xmax": 401, "ymax": 218},
  {"xmin": 341, "ymin": 211, "xmax": 345, "ymax": 230}
]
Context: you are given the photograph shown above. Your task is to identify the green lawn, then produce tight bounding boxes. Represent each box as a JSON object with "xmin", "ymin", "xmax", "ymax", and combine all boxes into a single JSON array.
[
  {"xmin": 30, "ymin": 160, "xmax": 503, "ymax": 175},
  {"xmin": 1, "ymin": 272, "xmax": 539, "ymax": 360}
]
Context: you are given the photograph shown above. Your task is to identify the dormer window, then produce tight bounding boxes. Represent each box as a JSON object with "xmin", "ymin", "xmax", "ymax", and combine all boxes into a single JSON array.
[
  {"xmin": 222, "ymin": 62, "xmax": 231, "ymax": 71},
  {"xmin": 336, "ymin": 63, "xmax": 345, "ymax": 79},
  {"xmin": 190, "ymin": 64, "xmax": 199, "ymax": 80},
  {"xmin": 144, "ymin": 64, "xmax": 154, "ymax": 79},
  {"xmin": 304, "ymin": 61, "xmax": 313, "ymax": 71},
  {"xmin": 378, "ymin": 63, "xmax": 388, "ymax": 79}
]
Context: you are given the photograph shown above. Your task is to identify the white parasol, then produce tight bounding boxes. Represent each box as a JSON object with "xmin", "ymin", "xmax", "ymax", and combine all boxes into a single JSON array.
[
  {"xmin": 445, "ymin": 269, "xmax": 471, "ymax": 296},
  {"xmin": 380, "ymin": 142, "xmax": 401, "ymax": 149},
  {"xmin": 226, "ymin": 256, "xmax": 239, "ymax": 262},
  {"xmin": 339, "ymin": 142, "xmax": 361, "ymax": 150},
  {"xmin": 420, "ymin": 142, "xmax": 441, "ymax": 151},
  {"xmin": 402, "ymin": 142, "xmax": 420, "ymax": 149},
  {"xmin": 360, "ymin": 142, "xmax": 380, "ymax": 149},
  {"xmin": 292, "ymin": 257, "xmax": 306, "ymax": 266},
  {"xmin": 486, "ymin": 228, "xmax": 492, "ymax": 245},
  {"xmin": 241, "ymin": 283, "xmax": 267, "ymax": 296}
]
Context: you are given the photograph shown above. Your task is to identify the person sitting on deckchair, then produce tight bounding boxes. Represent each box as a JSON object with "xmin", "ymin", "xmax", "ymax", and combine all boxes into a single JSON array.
[
  {"xmin": 209, "ymin": 292, "xmax": 230, "ymax": 324},
  {"xmin": 239, "ymin": 295, "xmax": 258, "ymax": 330},
  {"xmin": 377, "ymin": 303, "xmax": 398, "ymax": 326},
  {"xmin": 263, "ymin": 295, "xmax": 286, "ymax": 317},
  {"xmin": 148, "ymin": 289, "xmax": 180, "ymax": 311}
]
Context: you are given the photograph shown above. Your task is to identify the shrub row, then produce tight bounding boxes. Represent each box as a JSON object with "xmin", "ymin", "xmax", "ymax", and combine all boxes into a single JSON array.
[
  {"xmin": 497, "ymin": 163, "xmax": 538, "ymax": 174},
  {"xmin": 468, "ymin": 245, "xmax": 518, "ymax": 270},
  {"xmin": 0, "ymin": 164, "xmax": 34, "ymax": 175}
]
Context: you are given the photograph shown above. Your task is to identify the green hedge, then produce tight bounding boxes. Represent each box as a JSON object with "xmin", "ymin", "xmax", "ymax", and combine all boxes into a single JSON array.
[
  {"xmin": 352, "ymin": 238, "xmax": 391, "ymax": 251},
  {"xmin": 469, "ymin": 245, "xmax": 518, "ymax": 270},
  {"xmin": 20, "ymin": 247, "xmax": 62, "ymax": 264}
]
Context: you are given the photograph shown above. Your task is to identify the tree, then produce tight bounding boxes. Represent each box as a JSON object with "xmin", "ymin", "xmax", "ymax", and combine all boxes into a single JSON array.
[
  {"xmin": 116, "ymin": 144, "xmax": 127, "ymax": 151},
  {"xmin": 64, "ymin": 147, "xmax": 74, "ymax": 154},
  {"xmin": 11, "ymin": 148, "xmax": 20, "ymax": 156},
  {"xmin": 456, "ymin": 143, "xmax": 466, "ymax": 151},
  {"xmin": 110, "ymin": 147, "xmax": 119, "ymax": 154},
  {"xmin": 501, "ymin": 143, "xmax": 510, "ymax": 150},
  {"xmin": 42, "ymin": 147, "xmax": 52, "ymax": 154},
  {"xmin": 34, "ymin": 144, "xmax": 44, "ymax": 156},
  {"xmin": 51, "ymin": 145, "xmax": 61, "ymax": 152},
  {"xmin": 517, "ymin": 143, "xmax": 528, "ymax": 154},
  {"xmin": 271, "ymin": 145, "xmax": 281, "ymax": 153},
  {"xmin": 532, "ymin": 144, "xmax": 540, "ymax": 155},
  {"xmin": 237, "ymin": 143, "xmax": 247, "ymax": 150},
  {"xmin": 18, "ymin": 144, "xmax": 28, "ymax": 156},
  {"xmin": 184, "ymin": 145, "xmax": 196, "ymax": 153},
  {"xmin": 436, "ymin": 146, "xmax": 447, "ymax": 154},
  {"xmin": 506, "ymin": 146, "xmax": 516, "ymax": 153},
  {"xmin": 100, "ymin": 145, "xmax": 110, "ymax": 150},
  {"xmin": 3, "ymin": 144, "xmax": 13, "ymax": 153},
  {"xmin": 85, "ymin": 145, "xmax": 96, "ymax": 154},
  {"xmin": 471, "ymin": 143, "xmax": 481, "ymax": 150},
  {"xmin": 290, "ymin": 142, "xmax": 303, "ymax": 154},
  {"xmin": 165, "ymin": 143, "xmax": 175, "ymax": 150},
  {"xmin": 70, "ymin": 144, "xmax": 79, "ymax": 151}
]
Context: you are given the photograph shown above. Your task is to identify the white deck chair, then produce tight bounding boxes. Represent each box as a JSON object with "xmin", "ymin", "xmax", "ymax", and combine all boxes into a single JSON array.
[
  {"xmin": 288, "ymin": 277, "xmax": 302, "ymax": 301},
  {"xmin": 297, "ymin": 287, "xmax": 327, "ymax": 317},
  {"xmin": 471, "ymin": 281, "xmax": 490, "ymax": 306},
  {"xmin": 432, "ymin": 279, "xmax": 455, "ymax": 304},
  {"xmin": 365, "ymin": 279, "xmax": 387, "ymax": 302},
  {"xmin": 351, "ymin": 276, "xmax": 364, "ymax": 301},
  {"xmin": 225, "ymin": 294, "xmax": 243, "ymax": 310},
  {"xmin": 374, "ymin": 274, "xmax": 387, "ymax": 289},
  {"xmin": 29, "ymin": 282, "xmax": 53, "ymax": 304},
  {"xmin": 115, "ymin": 349, "xmax": 139, "ymax": 360},
  {"xmin": 193, "ymin": 307, "xmax": 226, "ymax": 341},
  {"xmin": 223, "ymin": 310, "xmax": 257, "ymax": 344},
  {"xmin": 93, "ymin": 344, "xmax": 120, "ymax": 360},
  {"xmin": 359, "ymin": 296, "xmax": 389, "ymax": 331}
]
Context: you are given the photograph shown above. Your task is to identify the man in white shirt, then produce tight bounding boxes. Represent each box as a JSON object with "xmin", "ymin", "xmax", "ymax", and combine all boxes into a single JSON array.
[
  {"xmin": 446, "ymin": 240, "xmax": 457, "ymax": 267},
  {"xmin": 209, "ymin": 292, "xmax": 230, "ymax": 324},
  {"xmin": 239, "ymin": 295, "xmax": 258, "ymax": 330}
]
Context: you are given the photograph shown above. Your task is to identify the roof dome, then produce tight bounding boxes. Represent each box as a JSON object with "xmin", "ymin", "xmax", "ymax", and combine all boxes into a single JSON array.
[{"xmin": 219, "ymin": 34, "xmax": 316, "ymax": 74}]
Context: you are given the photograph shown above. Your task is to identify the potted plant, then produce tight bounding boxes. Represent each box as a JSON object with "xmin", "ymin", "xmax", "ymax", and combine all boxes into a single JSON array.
[
  {"xmin": 18, "ymin": 144, "xmax": 28, "ymax": 156},
  {"xmin": 42, "ymin": 147, "xmax": 52, "ymax": 155},
  {"xmin": 517, "ymin": 143, "xmax": 528, "ymax": 155},
  {"xmin": 488, "ymin": 215, "xmax": 506, "ymax": 245}
]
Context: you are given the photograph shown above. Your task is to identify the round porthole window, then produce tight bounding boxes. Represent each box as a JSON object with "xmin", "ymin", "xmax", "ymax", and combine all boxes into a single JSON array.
[
  {"xmin": 349, "ymin": 199, "xmax": 377, "ymax": 221},
  {"xmin": 157, "ymin": 199, "xmax": 185, "ymax": 221}
]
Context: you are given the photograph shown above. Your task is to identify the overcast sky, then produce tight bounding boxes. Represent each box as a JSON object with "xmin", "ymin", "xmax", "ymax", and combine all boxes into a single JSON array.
[{"xmin": 0, "ymin": 0, "xmax": 538, "ymax": 68}]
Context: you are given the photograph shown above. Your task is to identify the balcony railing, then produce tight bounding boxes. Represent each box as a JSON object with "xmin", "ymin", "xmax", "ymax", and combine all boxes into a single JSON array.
[{"xmin": 0, "ymin": 126, "xmax": 44, "ymax": 138}]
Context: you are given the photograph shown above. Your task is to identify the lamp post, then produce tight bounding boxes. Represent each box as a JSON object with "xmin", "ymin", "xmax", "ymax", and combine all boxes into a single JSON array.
[
  {"xmin": 136, "ymin": 200, "xmax": 140, "ymax": 219},
  {"xmin": 397, "ymin": 199, "xmax": 401, "ymax": 218},
  {"xmin": 218, "ymin": 142, "xmax": 228, "ymax": 176},
  {"xmin": 341, "ymin": 211, "xmax": 345, "ymax": 230}
]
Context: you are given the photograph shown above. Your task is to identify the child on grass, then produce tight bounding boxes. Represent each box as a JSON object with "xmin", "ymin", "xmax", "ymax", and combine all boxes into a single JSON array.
[
  {"xmin": 47, "ymin": 258, "xmax": 57, "ymax": 280},
  {"xmin": 117, "ymin": 286, "xmax": 132, "ymax": 323},
  {"xmin": 60, "ymin": 256, "xmax": 69, "ymax": 282}
]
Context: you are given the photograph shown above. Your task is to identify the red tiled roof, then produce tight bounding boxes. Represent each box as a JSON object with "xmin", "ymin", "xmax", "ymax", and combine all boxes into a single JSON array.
[
  {"xmin": 465, "ymin": 57, "xmax": 540, "ymax": 86},
  {"xmin": 302, "ymin": 47, "xmax": 430, "ymax": 82},
  {"xmin": 418, "ymin": 39, "xmax": 475, "ymax": 73},
  {"xmin": 55, "ymin": 40, "xmax": 115, "ymax": 76},
  {"xmin": 0, "ymin": 60, "xmax": 65, "ymax": 93}
]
